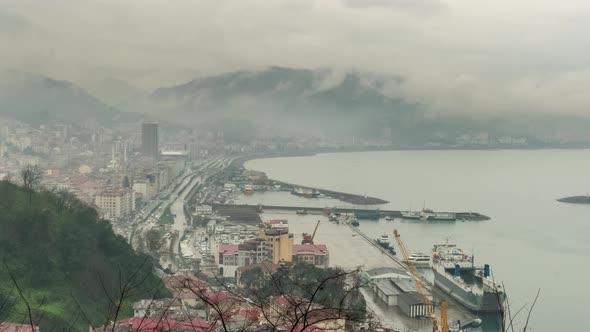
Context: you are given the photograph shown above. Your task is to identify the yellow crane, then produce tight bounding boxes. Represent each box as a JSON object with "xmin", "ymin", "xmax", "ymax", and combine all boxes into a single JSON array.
[{"xmin": 393, "ymin": 229, "xmax": 448, "ymax": 332}]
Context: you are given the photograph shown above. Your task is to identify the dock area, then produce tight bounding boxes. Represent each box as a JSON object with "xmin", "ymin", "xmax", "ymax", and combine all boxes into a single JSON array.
[
  {"xmin": 260, "ymin": 212, "xmax": 478, "ymax": 331},
  {"xmin": 213, "ymin": 203, "xmax": 491, "ymax": 221}
]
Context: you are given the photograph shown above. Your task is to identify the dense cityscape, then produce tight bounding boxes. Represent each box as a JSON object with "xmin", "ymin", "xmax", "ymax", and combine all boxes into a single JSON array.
[
  {"xmin": 0, "ymin": 114, "xmax": 509, "ymax": 332},
  {"xmin": 6, "ymin": 1, "xmax": 590, "ymax": 331}
]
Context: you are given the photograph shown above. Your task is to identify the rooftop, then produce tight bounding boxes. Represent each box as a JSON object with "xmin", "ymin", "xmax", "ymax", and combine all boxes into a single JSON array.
[
  {"xmin": 237, "ymin": 260, "xmax": 278, "ymax": 274},
  {"xmin": 397, "ymin": 291, "xmax": 424, "ymax": 306},
  {"xmin": 161, "ymin": 274, "xmax": 209, "ymax": 299},
  {"xmin": 293, "ymin": 244, "xmax": 329, "ymax": 255},
  {"xmin": 265, "ymin": 219, "xmax": 288, "ymax": 224},
  {"xmin": 203, "ymin": 291, "xmax": 243, "ymax": 304},
  {"xmin": 364, "ymin": 267, "xmax": 409, "ymax": 279},
  {"xmin": 133, "ymin": 298, "xmax": 182, "ymax": 310},
  {"xmin": 373, "ymin": 279, "xmax": 401, "ymax": 297},
  {"xmin": 219, "ymin": 244, "xmax": 239, "ymax": 255},
  {"xmin": 0, "ymin": 323, "xmax": 39, "ymax": 332},
  {"xmin": 96, "ymin": 188, "xmax": 132, "ymax": 197},
  {"xmin": 97, "ymin": 317, "xmax": 208, "ymax": 332}
]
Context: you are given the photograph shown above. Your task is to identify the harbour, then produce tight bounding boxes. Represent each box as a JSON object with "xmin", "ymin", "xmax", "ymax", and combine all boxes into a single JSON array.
[
  {"xmin": 259, "ymin": 211, "xmax": 484, "ymax": 332},
  {"xmin": 242, "ymin": 149, "xmax": 590, "ymax": 332}
]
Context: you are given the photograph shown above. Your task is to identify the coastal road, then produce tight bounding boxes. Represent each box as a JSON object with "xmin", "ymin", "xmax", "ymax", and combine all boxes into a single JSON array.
[
  {"xmin": 168, "ymin": 156, "xmax": 233, "ymax": 269},
  {"xmin": 130, "ymin": 157, "xmax": 219, "ymax": 252}
]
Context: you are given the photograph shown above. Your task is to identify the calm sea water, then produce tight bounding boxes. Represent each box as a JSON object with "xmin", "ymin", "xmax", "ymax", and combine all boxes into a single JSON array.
[{"xmin": 244, "ymin": 150, "xmax": 590, "ymax": 332}]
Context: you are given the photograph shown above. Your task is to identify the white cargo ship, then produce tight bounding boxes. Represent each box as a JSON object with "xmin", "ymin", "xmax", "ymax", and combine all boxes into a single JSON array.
[{"xmin": 432, "ymin": 243, "xmax": 505, "ymax": 313}]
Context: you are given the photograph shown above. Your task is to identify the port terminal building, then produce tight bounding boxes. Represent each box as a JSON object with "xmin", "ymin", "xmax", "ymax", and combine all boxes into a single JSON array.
[{"xmin": 364, "ymin": 267, "xmax": 434, "ymax": 318}]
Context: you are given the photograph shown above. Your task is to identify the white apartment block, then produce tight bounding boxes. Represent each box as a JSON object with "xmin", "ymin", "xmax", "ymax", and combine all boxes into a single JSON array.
[{"xmin": 94, "ymin": 189, "xmax": 135, "ymax": 220}]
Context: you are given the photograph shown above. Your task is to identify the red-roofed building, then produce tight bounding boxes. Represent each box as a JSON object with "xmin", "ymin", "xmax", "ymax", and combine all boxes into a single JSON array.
[
  {"xmin": 0, "ymin": 323, "xmax": 39, "ymax": 332},
  {"xmin": 94, "ymin": 317, "xmax": 208, "ymax": 332},
  {"xmin": 162, "ymin": 274, "xmax": 209, "ymax": 293},
  {"xmin": 218, "ymin": 244, "xmax": 239, "ymax": 266},
  {"xmin": 161, "ymin": 274, "xmax": 209, "ymax": 306},
  {"xmin": 292, "ymin": 244, "xmax": 330, "ymax": 268},
  {"xmin": 216, "ymin": 305, "xmax": 263, "ymax": 331},
  {"xmin": 201, "ymin": 291, "xmax": 248, "ymax": 322},
  {"xmin": 203, "ymin": 291, "xmax": 242, "ymax": 305},
  {"xmin": 267, "ymin": 296, "xmax": 345, "ymax": 332}
]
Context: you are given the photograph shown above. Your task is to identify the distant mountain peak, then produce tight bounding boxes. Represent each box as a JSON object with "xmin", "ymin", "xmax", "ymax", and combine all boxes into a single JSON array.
[
  {"xmin": 151, "ymin": 66, "xmax": 410, "ymax": 111},
  {"xmin": 0, "ymin": 70, "xmax": 121, "ymax": 126}
]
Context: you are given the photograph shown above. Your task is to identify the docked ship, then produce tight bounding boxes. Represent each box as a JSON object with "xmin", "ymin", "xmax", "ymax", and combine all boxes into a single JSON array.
[
  {"xmin": 406, "ymin": 252, "xmax": 430, "ymax": 267},
  {"xmin": 432, "ymin": 243, "xmax": 505, "ymax": 313},
  {"xmin": 375, "ymin": 234, "xmax": 390, "ymax": 249},
  {"xmin": 401, "ymin": 209, "xmax": 456, "ymax": 221},
  {"xmin": 422, "ymin": 209, "xmax": 456, "ymax": 221},
  {"xmin": 400, "ymin": 211, "xmax": 421, "ymax": 219},
  {"xmin": 374, "ymin": 234, "xmax": 396, "ymax": 255},
  {"xmin": 291, "ymin": 187, "xmax": 320, "ymax": 198}
]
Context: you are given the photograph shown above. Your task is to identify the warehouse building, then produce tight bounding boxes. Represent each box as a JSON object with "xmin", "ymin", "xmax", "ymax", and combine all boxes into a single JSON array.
[{"xmin": 371, "ymin": 275, "xmax": 434, "ymax": 318}]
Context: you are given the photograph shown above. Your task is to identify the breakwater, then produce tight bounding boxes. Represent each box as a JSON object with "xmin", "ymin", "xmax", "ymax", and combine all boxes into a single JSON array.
[
  {"xmin": 557, "ymin": 195, "xmax": 590, "ymax": 204},
  {"xmin": 213, "ymin": 203, "xmax": 490, "ymax": 221}
]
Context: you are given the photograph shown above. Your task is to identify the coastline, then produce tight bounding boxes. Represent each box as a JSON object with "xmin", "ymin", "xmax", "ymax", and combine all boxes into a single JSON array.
[
  {"xmin": 231, "ymin": 152, "xmax": 490, "ymax": 219},
  {"xmin": 232, "ymin": 145, "xmax": 590, "ymax": 169},
  {"xmin": 232, "ymin": 152, "xmax": 389, "ymax": 205},
  {"xmin": 231, "ymin": 145, "xmax": 590, "ymax": 169}
]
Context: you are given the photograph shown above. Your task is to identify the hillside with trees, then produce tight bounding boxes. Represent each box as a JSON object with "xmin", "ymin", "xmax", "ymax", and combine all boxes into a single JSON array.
[{"xmin": 0, "ymin": 180, "xmax": 169, "ymax": 331}]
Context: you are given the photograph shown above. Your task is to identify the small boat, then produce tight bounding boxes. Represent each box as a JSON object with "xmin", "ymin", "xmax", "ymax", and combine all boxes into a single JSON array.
[
  {"xmin": 296, "ymin": 209, "xmax": 307, "ymax": 215},
  {"xmin": 291, "ymin": 188, "xmax": 320, "ymax": 198},
  {"xmin": 406, "ymin": 252, "xmax": 431, "ymax": 267},
  {"xmin": 385, "ymin": 215, "xmax": 394, "ymax": 221},
  {"xmin": 375, "ymin": 234, "xmax": 391, "ymax": 249},
  {"xmin": 421, "ymin": 209, "xmax": 456, "ymax": 221},
  {"xmin": 243, "ymin": 185, "xmax": 255, "ymax": 195}
]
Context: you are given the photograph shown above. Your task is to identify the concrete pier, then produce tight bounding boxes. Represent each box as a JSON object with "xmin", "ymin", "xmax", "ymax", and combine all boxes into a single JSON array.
[{"xmin": 217, "ymin": 203, "xmax": 491, "ymax": 221}]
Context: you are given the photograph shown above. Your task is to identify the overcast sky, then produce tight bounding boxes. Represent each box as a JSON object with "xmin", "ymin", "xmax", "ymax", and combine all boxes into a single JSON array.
[{"xmin": 2, "ymin": 0, "xmax": 590, "ymax": 114}]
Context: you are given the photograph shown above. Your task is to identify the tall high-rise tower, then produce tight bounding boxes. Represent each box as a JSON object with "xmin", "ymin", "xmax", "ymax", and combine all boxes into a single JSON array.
[{"xmin": 141, "ymin": 122, "xmax": 159, "ymax": 160}]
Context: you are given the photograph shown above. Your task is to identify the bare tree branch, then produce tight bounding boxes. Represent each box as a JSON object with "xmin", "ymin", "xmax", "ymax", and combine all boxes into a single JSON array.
[
  {"xmin": 2, "ymin": 259, "xmax": 37, "ymax": 332},
  {"xmin": 522, "ymin": 289, "xmax": 541, "ymax": 332}
]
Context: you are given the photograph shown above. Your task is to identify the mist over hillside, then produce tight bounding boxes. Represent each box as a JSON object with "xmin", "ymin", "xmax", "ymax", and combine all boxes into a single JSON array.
[
  {"xmin": 2, "ymin": 66, "xmax": 590, "ymax": 145},
  {"xmin": 0, "ymin": 70, "xmax": 121, "ymax": 126},
  {"xmin": 151, "ymin": 67, "xmax": 426, "ymax": 141}
]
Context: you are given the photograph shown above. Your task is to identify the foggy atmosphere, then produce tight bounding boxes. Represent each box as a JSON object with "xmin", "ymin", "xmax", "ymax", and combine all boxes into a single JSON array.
[{"xmin": 0, "ymin": 1, "xmax": 588, "ymax": 331}]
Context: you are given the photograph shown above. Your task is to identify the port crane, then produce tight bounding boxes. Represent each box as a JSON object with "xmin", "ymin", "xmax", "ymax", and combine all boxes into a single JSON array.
[
  {"xmin": 302, "ymin": 220, "xmax": 320, "ymax": 244},
  {"xmin": 393, "ymin": 229, "xmax": 448, "ymax": 332}
]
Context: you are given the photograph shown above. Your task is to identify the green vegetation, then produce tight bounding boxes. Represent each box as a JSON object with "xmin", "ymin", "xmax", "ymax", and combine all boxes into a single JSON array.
[
  {"xmin": 146, "ymin": 225, "xmax": 167, "ymax": 253},
  {"xmin": 0, "ymin": 181, "xmax": 169, "ymax": 331},
  {"xmin": 158, "ymin": 205, "xmax": 175, "ymax": 225},
  {"xmin": 240, "ymin": 263, "xmax": 366, "ymax": 321}
]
